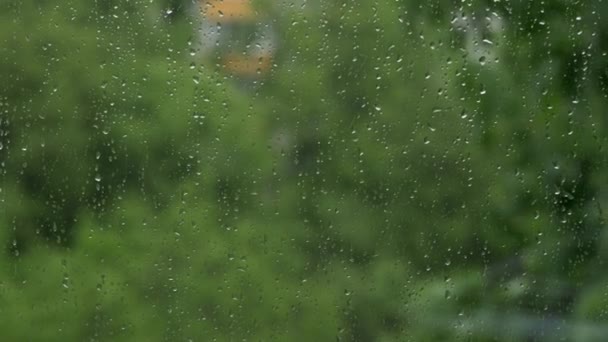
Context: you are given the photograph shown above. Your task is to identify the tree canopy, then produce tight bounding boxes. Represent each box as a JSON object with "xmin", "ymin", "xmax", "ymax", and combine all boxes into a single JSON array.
[{"xmin": 1, "ymin": 0, "xmax": 608, "ymax": 340}]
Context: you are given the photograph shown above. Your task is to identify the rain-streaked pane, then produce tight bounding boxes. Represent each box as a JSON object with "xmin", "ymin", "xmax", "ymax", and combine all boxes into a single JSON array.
[{"xmin": 1, "ymin": 0, "xmax": 608, "ymax": 340}]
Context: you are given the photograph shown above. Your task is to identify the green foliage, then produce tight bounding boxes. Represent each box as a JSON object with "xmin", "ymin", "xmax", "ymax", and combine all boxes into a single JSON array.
[{"xmin": 1, "ymin": 0, "xmax": 608, "ymax": 340}]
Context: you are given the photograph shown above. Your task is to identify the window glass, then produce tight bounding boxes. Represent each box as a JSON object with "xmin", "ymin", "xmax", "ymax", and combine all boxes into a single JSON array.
[{"xmin": 1, "ymin": 0, "xmax": 607, "ymax": 340}]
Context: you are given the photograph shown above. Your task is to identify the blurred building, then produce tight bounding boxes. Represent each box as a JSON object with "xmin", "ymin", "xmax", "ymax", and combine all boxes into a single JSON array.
[{"xmin": 194, "ymin": 0, "xmax": 275, "ymax": 77}]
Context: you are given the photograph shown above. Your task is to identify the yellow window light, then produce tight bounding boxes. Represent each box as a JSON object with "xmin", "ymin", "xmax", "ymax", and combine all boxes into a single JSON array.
[
  {"xmin": 199, "ymin": 0, "xmax": 256, "ymax": 23},
  {"xmin": 222, "ymin": 52, "xmax": 272, "ymax": 77}
]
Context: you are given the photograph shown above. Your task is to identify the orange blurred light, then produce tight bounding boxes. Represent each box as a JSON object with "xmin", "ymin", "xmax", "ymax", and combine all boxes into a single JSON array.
[
  {"xmin": 200, "ymin": 0, "xmax": 255, "ymax": 22},
  {"xmin": 222, "ymin": 52, "xmax": 272, "ymax": 77}
]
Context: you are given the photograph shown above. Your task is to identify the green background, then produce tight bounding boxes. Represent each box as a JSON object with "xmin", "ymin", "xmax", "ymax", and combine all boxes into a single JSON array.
[{"xmin": 1, "ymin": 0, "xmax": 608, "ymax": 340}]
